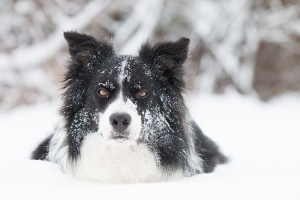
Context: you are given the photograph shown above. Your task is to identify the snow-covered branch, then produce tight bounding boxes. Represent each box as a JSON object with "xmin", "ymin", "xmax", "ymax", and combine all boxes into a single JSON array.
[
  {"xmin": 0, "ymin": 0, "xmax": 109, "ymax": 71},
  {"xmin": 114, "ymin": 0, "xmax": 164, "ymax": 55}
]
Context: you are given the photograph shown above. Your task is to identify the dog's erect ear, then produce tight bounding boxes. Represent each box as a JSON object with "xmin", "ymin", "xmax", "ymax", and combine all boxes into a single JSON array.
[
  {"xmin": 64, "ymin": 31, "xmax": 114, "ymax": 65},
  {"xmin": 139, "ymin": 37, "xmax": 190, "ymax": 73},
  {"xmin": 139, "ymin": 37, "xmax": 189, "ymax": 89}
]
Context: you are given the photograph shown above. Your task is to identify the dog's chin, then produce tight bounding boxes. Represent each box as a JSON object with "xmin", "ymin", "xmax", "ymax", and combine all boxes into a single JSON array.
[{"xmin": 110, "ymin": 135, "xmax": 130, "ymax": 143}]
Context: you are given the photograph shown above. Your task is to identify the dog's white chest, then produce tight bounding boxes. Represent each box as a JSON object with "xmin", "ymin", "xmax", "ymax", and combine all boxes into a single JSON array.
[{"xmin": 69, "ymin": 132, "xmax": 173, "ymax": 183}]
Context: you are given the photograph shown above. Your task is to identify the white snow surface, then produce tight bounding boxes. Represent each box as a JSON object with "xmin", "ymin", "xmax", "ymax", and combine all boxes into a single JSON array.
[{"xmin": 0, "ymin": 92, "xmax": 299, "ymax": 200}]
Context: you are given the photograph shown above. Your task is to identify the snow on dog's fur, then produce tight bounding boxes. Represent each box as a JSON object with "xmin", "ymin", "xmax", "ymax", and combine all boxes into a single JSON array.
[{"xmin": 32, "ymin": 32, "xmax": 227, "ymax": 183}]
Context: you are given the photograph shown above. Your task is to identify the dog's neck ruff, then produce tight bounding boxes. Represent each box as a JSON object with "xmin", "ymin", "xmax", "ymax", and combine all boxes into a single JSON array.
[{"xmin": 48, "ymin": 122, "xmax": 183, "ymax": 183}]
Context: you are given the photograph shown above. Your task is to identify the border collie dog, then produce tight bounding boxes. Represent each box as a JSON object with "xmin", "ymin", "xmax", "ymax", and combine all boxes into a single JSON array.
[{"xmin": 32, "ymin": 32, "xmax": 227, "ymax": 183}]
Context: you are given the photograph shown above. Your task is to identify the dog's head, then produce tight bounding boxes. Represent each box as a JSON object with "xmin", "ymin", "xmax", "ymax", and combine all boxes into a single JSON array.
[{"xmin": 62, "ymin": 32, "xmax": 190, "ymax": 163}]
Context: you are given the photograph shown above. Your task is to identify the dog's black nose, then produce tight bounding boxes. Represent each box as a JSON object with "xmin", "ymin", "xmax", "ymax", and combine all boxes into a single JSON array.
[{"xmin": 109, "ymin": 113, "xmax": 131, "ymax": 133}]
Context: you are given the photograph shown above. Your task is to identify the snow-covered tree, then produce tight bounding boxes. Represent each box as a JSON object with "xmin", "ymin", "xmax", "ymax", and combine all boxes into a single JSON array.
[{"xmin": 1, "ymin": 0, "xmax": 300, "ymax": 110}]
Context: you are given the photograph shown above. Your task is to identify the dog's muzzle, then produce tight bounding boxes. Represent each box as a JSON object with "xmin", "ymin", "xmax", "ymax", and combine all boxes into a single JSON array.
[{"xmin": 109, "ymin": 113, "xmax": 131, "ymax": 140}]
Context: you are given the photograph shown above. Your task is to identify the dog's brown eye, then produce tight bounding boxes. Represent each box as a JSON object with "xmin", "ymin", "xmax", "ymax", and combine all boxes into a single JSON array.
[
  {"xmin": 99, "ymin": 89, "xmax": 108, "ymax": 96},
  {"xmin": 138, "ymin": 90, "xmax": 148, "ymax": 98}
]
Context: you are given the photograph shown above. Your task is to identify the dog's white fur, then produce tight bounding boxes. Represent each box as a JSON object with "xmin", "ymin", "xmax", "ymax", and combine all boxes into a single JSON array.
[{"xmin": 75, "ymin": 133, "xmax": 178, "ymax": 183}]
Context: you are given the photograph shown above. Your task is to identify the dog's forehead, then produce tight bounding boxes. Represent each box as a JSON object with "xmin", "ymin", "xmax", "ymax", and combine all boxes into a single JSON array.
[
  {"xmin": 94, "ymin": 55, "xmax": 152, "ymax": 87},
  {"xmin": 121, "ymin": 56, "xmax": 152, "ymax": 84},
  {"xmin": 95, "ymin": 56, "xmax": 124, "ymax": 77}
]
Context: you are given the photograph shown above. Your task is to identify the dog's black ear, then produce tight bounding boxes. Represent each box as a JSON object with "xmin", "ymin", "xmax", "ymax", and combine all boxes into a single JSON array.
[
  {"xmin": 64, "ymin": 31, "xmax": 114, "ymax": 65},
  {"xmin": 139, "ymin": 37, "xmax": 189, "ymax": 65},
  {"xmin": 139, "ymin": 37, "xmax": 189, "ymax": 87}
]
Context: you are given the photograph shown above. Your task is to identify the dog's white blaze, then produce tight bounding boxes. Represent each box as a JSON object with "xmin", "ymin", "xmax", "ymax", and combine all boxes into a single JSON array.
[
  {"xmin": 118, "ymin": 59, "xmax": 127, "ymax": 85},
  {"xmin": 99, "ymin": 58, "xmax": 142, "ymax": 140}
]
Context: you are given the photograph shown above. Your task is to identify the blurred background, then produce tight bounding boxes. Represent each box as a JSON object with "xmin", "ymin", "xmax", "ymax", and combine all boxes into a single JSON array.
[
  {"xmin": 1, "ymin": 0, "xmax": 300, "ymax": 111},
  {"xmin": 1, "ymin": 1, "xmax": 300, "ymax": 196}
]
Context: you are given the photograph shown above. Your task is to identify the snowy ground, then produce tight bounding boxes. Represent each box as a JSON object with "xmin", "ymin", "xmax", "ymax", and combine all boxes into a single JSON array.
[{"xmin": 0, "ymin": 92, "xmax": 299, "ymax": 200}]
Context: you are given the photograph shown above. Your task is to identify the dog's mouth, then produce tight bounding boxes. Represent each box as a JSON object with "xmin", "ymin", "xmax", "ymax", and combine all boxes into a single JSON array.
[
  {"xmin": 110, "ymin": 133, "xmax": 129, "ymax": 141},
  {"xmin": 99, "ymin": 130, "xmax": 139, "ymax": 143}
]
